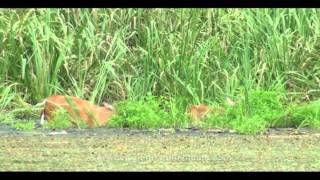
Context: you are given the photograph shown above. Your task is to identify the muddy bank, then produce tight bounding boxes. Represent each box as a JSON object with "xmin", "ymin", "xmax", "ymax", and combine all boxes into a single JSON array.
[
  {"xmin": 1, "ymin": 124, "xmax": 320, "ymax": 171},
  {"xmin": 0, "ymin": 124, "xmax": 319, "ymax": 138},
  {"xmin": 1, "ymin": 129, "xmax": 320, "ymax": 171}
]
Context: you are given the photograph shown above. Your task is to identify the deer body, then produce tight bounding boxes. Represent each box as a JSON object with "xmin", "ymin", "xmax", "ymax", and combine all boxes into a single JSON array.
[
  {"xmin": 187, "ymin": 104, "xmax": 225, "ymax": 125},
  {"xmin": 187, "ymin": 104, "xmax": 214, "ymax": 121},
  {"xmin": 40, "ymin": 95, "xmax": 114, "ymax": 127}
]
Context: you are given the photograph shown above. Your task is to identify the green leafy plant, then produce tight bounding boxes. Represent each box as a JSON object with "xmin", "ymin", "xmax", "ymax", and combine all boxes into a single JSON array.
[
  {"xmin": 109, "ymin": 93, "xmax": 188, "ymax": 129},
  {"xmin": 231, "ymin": 115, "xmax": 268, "ymax": 135},
  {"xmin": 0, "ymin": 113, "xmax": 15, "ymax": 126},
  {"xmin": 43, "ymin": 109, "xmax": 73, "ymax": 129},
  {"xmin": 12, "ymin": 121, "xmax": 35, "ymax": 131},
  {"xmin": 43, "ymin": 108, "xmax": 88, "ymax": 130},
  {"xmin": 247, "ymin": 90, "xmax": 286, "ymax": 126},
  {"xmin": 200, "ymin": 90, "xmax": 286, "ymax": 133},
  {"xmin": 200, "ymin": 110, "xmax": 231, "ymax": 130},
  {"xmin": 286, "ymin": 100, "xmax": 320, "ymax": 130},
  {"xmin": 1, "ymin": 9, "xmax": 320, "ymax": 134},
  {"xmin": 0, "ymin": 106, "xmax": 39, "ymax": 131}
]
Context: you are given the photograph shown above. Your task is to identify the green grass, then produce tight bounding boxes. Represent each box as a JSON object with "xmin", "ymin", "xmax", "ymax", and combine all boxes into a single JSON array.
[
  {"xmin": 43, "ymin": 108, "xmax": 89, "ymax": 130},
  {"xmin": 42, "ymin": 109, "xmax": 74, "ymax": 130},
  {"xmin": 0, "ymin": 106, "xmax": 39, "ymax": 130},
  {"xmin": 0, "ymin": 9, "xmax": 320, "ymax": 134},
  {"xmin": 286, "ymin": 100, "xmax": 320, "ymax": 130},
  {"xmin": 109, "ymin": 93, "xmax": 190, "ymax": 129},
  {"xmin": 1, "ymin": 9, "xmax": 319, "ymax": 104},
  {"xmin": 108, "ymin": 90, "xmax": 320, "ymax": 134},
  {"xmin": 12, "ymin": 121, "xmax": 35, "ymax": 131}
]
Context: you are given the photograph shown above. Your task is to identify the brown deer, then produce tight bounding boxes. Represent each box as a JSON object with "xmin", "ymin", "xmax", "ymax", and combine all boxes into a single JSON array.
[
  {"xmin": 40, "ymin": 95, "xmax": 115, "ymax": 127},
  {"xmin": 187, "ymin": 104, "xmax": 228, "ymax": 127}
]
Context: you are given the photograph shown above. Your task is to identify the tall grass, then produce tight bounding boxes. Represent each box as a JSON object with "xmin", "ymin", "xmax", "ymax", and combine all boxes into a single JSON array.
[{"xmin": 0, "ymin": 8, "xmax": 319, "ymax": 111}]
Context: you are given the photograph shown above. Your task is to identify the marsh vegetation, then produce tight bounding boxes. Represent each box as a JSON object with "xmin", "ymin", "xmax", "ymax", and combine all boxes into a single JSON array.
[{"xmin": 0, "ymin": 9, "xmax": 320, "ymax": 134}]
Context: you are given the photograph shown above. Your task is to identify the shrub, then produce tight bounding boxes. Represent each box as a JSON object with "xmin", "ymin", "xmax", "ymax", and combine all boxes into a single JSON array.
[
  {"xmin": 109, "ymin": 93, "xmax": 189, "ymax": 129},
  {"xmin": 12, "ymin": 121, "xmax": 35, "ymax": 131},
  {"xmin": 286, "ymin": 100, "xmax": 320, "ymax": 129},
  {"xmin": 43, "ymin": 109, "xmax": 88, "ymax": 129},
  {"xmin": 231, "ymin": 115, "xmax": 268, "ymax": 135}
]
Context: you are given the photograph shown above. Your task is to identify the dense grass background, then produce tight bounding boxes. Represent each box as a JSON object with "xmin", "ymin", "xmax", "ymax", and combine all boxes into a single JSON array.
[{"xmin": 0, "ymin": 9, "xmax": 320, "ymax": 133}]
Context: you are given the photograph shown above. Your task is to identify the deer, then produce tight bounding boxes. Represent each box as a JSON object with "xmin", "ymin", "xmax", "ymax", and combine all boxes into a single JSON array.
[
  {"xmin": 187, "ymin": 98, "xmax": 236, "ymax": 126},
  {"xmin": 39, "ymin": 95, "xmax": 115, "ymax": 128},
  {"xmin": 187, "ymin": 104, "xmax": 217, "ymax": 120}
]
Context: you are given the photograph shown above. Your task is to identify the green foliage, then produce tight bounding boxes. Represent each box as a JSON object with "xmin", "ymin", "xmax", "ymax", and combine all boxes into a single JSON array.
[
  {"xmin": 200, "ymin": 110, "xmax": 231, "ymax": 130},
  {"xmin": 12, "ymin": 121, "xmax": 35, "ymax": 131},
  {"xmin": 109, "ymin": 93, "xmax": 189, "ymax": 129},
  {"xmin": 43, "ymin": 109, "xmax": 73, "ymax": 130},
  {"xmin": 286, "ymin": 100, "xmax": 320, "ymax": 129},
  {"xmin": 43, "ymin": 108, "xmax": 89, "ymax": 130},
  {"xmin": 109, "ymin": 93, "xmax": 169, "ymax": 129},
  {"xmin": 0, "ymin": 84, "xmax": 16, "ymax": 110},
  {"xmin": 0, "ymin": 113, "xmax": 15, "ymax": 126},
  {"xmin": 231, "ymin": 116, "xmax": 268, "ymax": 135},
  {"xmin": 201, "ymin": 90, "xmax": 286, "ymax": 133},
  {"xmin": 160, "ymin": 97, "xmax": 190, "ymax": 128},
  {"xmin": 108, "ymin": 89, "xmax": 320, "ymax": 134},
  {"xmin": 246, "ymin": 90, "xmax": 286, "ymax": 126},
  {"xmin": 235, "ymin": 90, "xmax": 285, "ymax": 132},
  {"xmin": 0, "ymin": 9, "xmax": 319, "ymax": 103},
  {"xmin": 1, "ymin": 9, "xmax": 320, "ymax": 133},
  {"xmin": 0, "ymin": 107, "xmax": 38, "ymax": 131}
]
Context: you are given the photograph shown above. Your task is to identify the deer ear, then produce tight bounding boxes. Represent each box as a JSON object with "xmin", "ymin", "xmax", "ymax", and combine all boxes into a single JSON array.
[{"xmin": 103, "ymin": 102, "xmax": 114, "ymax": 111}]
